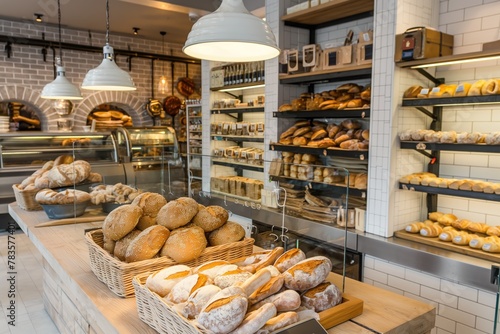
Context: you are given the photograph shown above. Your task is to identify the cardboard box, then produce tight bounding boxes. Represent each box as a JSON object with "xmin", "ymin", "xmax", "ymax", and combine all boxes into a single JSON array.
[{"xmin": 395, "ymin": 27, "xmax": 453, "ymax": 62}]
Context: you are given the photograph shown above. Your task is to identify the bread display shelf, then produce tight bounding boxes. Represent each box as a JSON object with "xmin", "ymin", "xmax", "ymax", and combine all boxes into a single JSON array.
[
  {"xmin": 85, "ymin": 229, "xmax": 254, "ymax": 298},
  {"xmin": 282, "ymin": 0, "xmax": 374, "ymax": 26},
  {"xmin": 212, "ymin": 159, "xmax": 264, "ymax": 173},
  {"xmin": 394, "ymin": 230, "xmax": 500, "ymax": 263},
  {"xmin": 211, "ymin": 135, "xmax": 264, "ymax": 143},
  {"xmin": 399, "ymin": 182, "xmax": 500, "ymax": 202},
  {"xmin": 400, "ymin": 140, "xmax": 500, "ymax": 153},
  {"xmin": 273, "ymin": 108, "xmax": 370, "ymax": 119},
  {"xmin": 270, "ymin": 143, "xmax": 368, "ymax": 159},
  {"xmin": 280, "ymin": 64, "xmax": 372, "ymax": 85},
  {"xmin": 133, "ymin": 272, "xmax": 363, "ymax": 334},
  {"xmin": 211, "ymin": 107, "xmax": 264, "ymax": 114},
  {"xmin": 210, "ymin": 190, "xmax": 261, "ymax": 204},
  {"xmin": 402, "ymin": 94, "xmax": 500, "ymax": 107},
  {"xmin": 270, "ymin": 175, "xmax": 366, "ymax": 198},
  {"xmin": 210, "ymin": 81, "xmax": 265, "ymax": 92}
]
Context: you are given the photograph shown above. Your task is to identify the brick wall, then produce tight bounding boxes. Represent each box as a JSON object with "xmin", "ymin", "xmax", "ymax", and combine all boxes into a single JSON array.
[{"xmin": 0, "ymin": 18, "xmax": 201, "ymax": 131}]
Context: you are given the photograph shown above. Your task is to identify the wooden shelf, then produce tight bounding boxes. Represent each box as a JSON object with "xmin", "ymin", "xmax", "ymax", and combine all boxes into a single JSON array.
[
  {"xmin": 402, "ymin": 95, "xmax": 500, "ymax": 107},
  {"xmin": 212, "ymin": 135, "xmax": 264, "ymax": 143},
  {"xmin": 273, "ymin": 108, "xmax": 370, "ymax": 119},
  {"xmin": 279, "ymin": 64, "xmax": 372, "ymax": 85},
  {"xmin": 211, "ymin": 106, "xmax": 264, "ymax": 114},
  {"xmin": 210, "ymin": 81, "xmax": 265, "ymax": 92},
  {"xmin": 270, "ymin": 175, "xmax": 366, "ymax": 198},
  {"xmin": 400, "ymin": 141, "xmax": 500, "ymax": 154},
  {"xmin": 212, "ymin": 159, "xmax": 264, "ymax": 173},
  {"xmin": 395, "ymin": 48, "xmax": 500, "ymax": 69},
  {"xmin": 282, "ymin": 0, "xmax": 374, "ymax": 26},
  {"xmin": 270, "ymin": 143, "xmax": 368, "ymax": 160},
  {"xmin": 399, "ymin": 182, "xmax": 500, "ymax": 202}
]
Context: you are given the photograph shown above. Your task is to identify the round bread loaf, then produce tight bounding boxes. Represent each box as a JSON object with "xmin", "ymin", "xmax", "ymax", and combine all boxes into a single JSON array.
[
  {"xmin": 301, "ymin": 281, "xmax": 342, "ymax": 312},
  {"xmin": 125, "ymin": 225, "xmax": 170, "ymax": 262},
  {"xmin": 145, "ymin": 264, "xmax": 191, "ymax": 297},
  {"xmin": 160, "ymin": 226, "xmax": 207, "ymax": 263},
  {"xmin": 113, "ymin": 229, "xmax": 141, "ymax": 261},
  {"xmin": 102, "ymin": 235, "xmax": 116, "ymax": 254},
  {"xmin": 208, "ymin": 221, "xmax": 245, "ymax": 246},
  {"xmin": 283, "ymin": 256, "xmax": 332, "ymax": 291},
  {"xmin": 156, "ymin": 197, "xmax": 198, "ymax": 230},
  {"xmin": 197, "ymin": 288, "xmax": 248, "ymax": 334},
  {"xmin": 273, "ymin": 248, "xmax": 306, "ymax": 273},
  {"xmin": 131, "ymin": 192, "xmax": 167, "ymax": 230},
  {"xmin": 192, "ymin": 205, "xmax": 229, "ymax": 232},
  {"xmin": 102, "ymin": 204, "xmax": 143, "ymax": 241}
]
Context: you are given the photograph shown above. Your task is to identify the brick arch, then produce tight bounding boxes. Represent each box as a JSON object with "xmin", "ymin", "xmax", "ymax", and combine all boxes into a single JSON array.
[{"xmin": 0, "ymin": 85, "xmax": 153, "ymax": 132}]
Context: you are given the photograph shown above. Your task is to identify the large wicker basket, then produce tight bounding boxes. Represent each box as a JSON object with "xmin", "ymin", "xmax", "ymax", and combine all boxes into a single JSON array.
[
  {"xmin": 12, "ymin": 184, "xmax": 42, "ymax": 211},
  {"xmin": 85, "ymin": 229, "xmax": 254, "ymax": 298},
  {"xmin": 133, "ymin": 273, "xmax": 208, "ymax": 334}
]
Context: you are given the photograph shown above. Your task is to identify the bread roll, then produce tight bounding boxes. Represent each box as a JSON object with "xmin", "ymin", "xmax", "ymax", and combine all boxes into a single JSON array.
[
  {"xmin": 437, "ymin": 213, "xmax": 457, "ymax": 226},
  {"xmin": 214, "ymin": 268, "xmax": 253, "ymax": 289},
  {"xmin": 234, "ymin": 247, "xmax": 284, "ymax": 274},
  {"xmin": 248, "ymin": 275, "xmax": 285, "ymax": 305},
  {"xmin": 125, "ymin": 225, "xmax": 170, "ymax": 262},
  {"xmin": 102, "ymin": 204, "xmax": 143, "ymax": 241},
  {"xmin": 301, "ymin": 281, "xmax": 343, "ymax": 312},
  {"xmin": 280, "ymin": 126, "xmax": 298, "ymax": 140},
  {"xmin": 145, "ymin": 265, "xmax": 191, "ymax": 297},
  {"xmin": 274, "ymin": 248, "xmax": 306, "ymax": 273},
  {"xmin": 208, "ymin": 221, "xmax": 246, "ymax": 246},
  {"xmin": 278, "ymin": 104, "xmax": 293, "ymax": 112},
  {"xmin": 156, "ymin": 197, "xmax": 199, "ymax": 230},
  {"xmin": 467, "ymin": 222, "xmax": 489, "ymax": 234},
  {"xmin": 482, "ymin": 240, "xmax": 500, "ymax": 253},
  {"xmin": 113, "ymin": 229, "xmax": 141, "ymax": 261},
  {"xmin": 468, "ymin": 80, "xmax": 486, "ymax": 96},
  {"xmin": 283, "ymin": 256, "xmax": 332, "ymax": 291},
  {"xmin": 231, "ymin": 303, "xmax": 277, "ymax": 334},
  {"xmin": 182, "ymin": 284, "xmax": 221, "ymax": 319},
  {"xmin": 452, "ymin": 232, "xmax": 478, "ymax": 246},
  {"xmin": 405, "ymin": 221, "xmax": 433, "ymax": 233},
  {"xmin": 256, "ymin": 312, "xmax": 299, "ymax": 334},
  {"xmin": 197, "ymin": 287, "xmax": 248, "ymax": 334},
  {"xmin": 192, "ymin": 205, "xmax": 229, "ymax": 232},
  {"xmin": 250, "ymin": 289, "xmax": 301, "ymax": 313},
  {"xmin": 481, "ymin": 79, "xmax": 500, "ymax": 95},
  {"xmin": 486, "ymin": 226, "xmax": 500, "ymax": 237},
  {"xmin": 419, "ymin": 224, "xmax": 443, "ymax": 237},
  {"xmin": 292, "ymin": 136, "xmax": 308, "ymax": 146},
  {"xmin": 403, "ymin": 85, "xmax": 423, "ymax": 98},
  {"xmin": 195, "ymin": 261, "xmax": 238, "ymax": 281},
  {"xmin": 131, "ymin": 192, "xmax": 167, "ymax": 230},
  {"xmin": 166, "ymin": 273, "xmax": 210, "ymax": 304},
  {"xmin": 438, "ymin": 228, "xmax": 461, "ymax": 242},
  {"xmin": 160, "ymin": 226, "xmax": 207, "ymax": 263}
]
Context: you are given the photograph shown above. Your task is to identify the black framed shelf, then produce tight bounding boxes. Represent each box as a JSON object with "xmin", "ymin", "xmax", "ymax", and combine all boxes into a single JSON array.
[
  {"xmin": 211, "ymin": 107, "xmax": 265, "ymax": 114},
  {"xmin": 212, "ymin": 135, "xmax": 264, "ymax": 143},
  {"xmin": 273, "ymin": 109, "xmax": 370, "ymax": 119},
  {"xmin": 270, "ymin": 175, "xmax": 366, "ymax": 198},
  {"xmin": 212, "ymin": 159, "xmax": 264, "ymax": 172},
  {"xmin": 400, "ymin": 141, "xmax": 500, "ymax": 153},
  {"xmin": 210, "ymin": 81, "xmax": 265, "ymax": 92},
  {"xmin": 399, "ymin": 182, "xmax": 500, "ymax": 202},
  {"xmin": 279, "ymin": 65, "xmax": 372, "ymax": 85},
  {"xmin": 270, "ymin": 143, "xmax": 368, "ymax": 160},
  {"xmin": 402, "ymin": 95, "xmax": 500, "ymax": 107}
]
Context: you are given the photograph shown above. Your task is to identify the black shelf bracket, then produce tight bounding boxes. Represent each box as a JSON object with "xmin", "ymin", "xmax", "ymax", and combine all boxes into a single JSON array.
[
  {"xmin": 415, "ymin": 106, "xmax": 437, "ymax": 120},
  {"xmin": 412, "ymin": 149, "xmax": 435, "ymax": 160},
  {"xmin": 415, "ymin": 68, "xmax": 445, "ymax": 86}
]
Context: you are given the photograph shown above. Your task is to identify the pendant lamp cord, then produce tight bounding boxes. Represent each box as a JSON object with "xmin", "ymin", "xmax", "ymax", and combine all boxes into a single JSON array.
[
  {"xmin": 161, "ymin": 32, "xmax": 165, "ymax": 75},
  {"xmin": 105, "ymin": 0, "xmax": 110, "ymax": 45},
  {"xmin": 57, "ymin": 0, "xmax": 62, "ymax": 66}
]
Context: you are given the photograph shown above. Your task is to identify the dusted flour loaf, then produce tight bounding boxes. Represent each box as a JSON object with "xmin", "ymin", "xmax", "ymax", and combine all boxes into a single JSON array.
[
  {"xmin": 35, "ymin": 188, "xmax": 91, "ymax": 205},
  {"xmin": 35, "ymin": 160, "xmax": 91, "ymax": 188}
]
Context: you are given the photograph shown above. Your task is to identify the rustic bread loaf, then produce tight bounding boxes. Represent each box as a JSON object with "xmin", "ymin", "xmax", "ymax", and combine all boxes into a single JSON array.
[
  {"xmin": 301, "ymin": 281, "xmax": 342, "ymax": 312},
  {"xmin": 156, "ymin": 197, "xmax": 198, "ymax": 230},
  {"xmin": 35, "ymin": 188, "xmax": 91, "ymax": 205},
  {"xmin": 249, "ymin": 289, "xmax": 301, "ymax": 313},
  {"xmin": 283, "ymin": 256, "xmax": 332, "ymax": 291},
  {"xmin": 125, "ymin": 225, "xmax": 170, "ymax": 262},
  {"xmin": 113, "ymin": 229, "xmax": 141, "ymax": 261},
  {"xmin": 166, "ymin": 273, "xmax": 210, "ymax": 304},
  {"xmin": 213, "ymin": 268, "xmax": 253, "ymax": 289},
  {"xmin": 256, "ymin": 311, "xmax": 299, "ymax": 334},
  {"xmin": 131, "ymin": 192, "xmax": 167, "ymax": 230},
  {"xmin": 231, "ymin": 303, "xmax": 277, "ymax": 334},
  {"xmin": 208, "ymin": 221, "xmax": 245, "ymax": 246},
  {"xmin": 192, "ymin": 205, "xmax": 229, "ymax": 232},
  {"xmin": 102, "ymin": 204, "xmax": 143, "ymax": 241},
  {"xmin": 53, "ymin": 154, "xmax": 74, "ymax": 166},
  {"xmin": 248, "ymin": 275, "xmax": 285, "ymax": 305},
  {"xmin": 160, "ymin": 226, "xmax": 207, "ymax": 263},
  {"xmin": 145, "ymin": 264, "xmax": 191, "ymax": 297},
  {"xmin": 274, "ymin": 248, "xmax": 307, "ymax": 273},
  {"xmin": 182, "ymin": 284, "xmax": 222, "ymax": 319},
  {"xmin": 194, "ymin": 260, "xmax": 238, "ymax": 280},
  {"xmin": 35, "ymin": 160, "xmax": 91, "ymax": 188}
]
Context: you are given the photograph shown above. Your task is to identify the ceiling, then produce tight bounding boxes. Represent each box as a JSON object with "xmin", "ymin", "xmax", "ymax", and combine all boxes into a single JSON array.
[{"xmin": 0, "ymin": 0, "xmax": 266, "ymax": 45}]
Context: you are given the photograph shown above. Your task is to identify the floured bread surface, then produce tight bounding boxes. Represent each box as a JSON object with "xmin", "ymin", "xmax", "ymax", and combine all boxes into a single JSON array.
[
  {"xmin": 102, "ymin": 204, "xmax": 143, "ymax": 241},
  {"xmin": 160, "ymin": 225, "xmax": 207, "ymax": 263},
  {"xmin": 192, "ymin": 205, "xmax": 229, "ymax": 232},
  {"xmin": 132, "ymin": 192, "xmax": 167, "ymax": 230},
  {"xmin": 208, "ymin": 221, "xmax": 245, "ymax": 246},
  {"xmin": 156, "ymin": 197, "xmax": 198, "ymax": 230},
  {"xmin": 283, "ymin": 256, "xmax": 332, "ymax": 291},
  {"xmin": 125, "ymin": 225, "xmax": 170, "ymax": 262}
]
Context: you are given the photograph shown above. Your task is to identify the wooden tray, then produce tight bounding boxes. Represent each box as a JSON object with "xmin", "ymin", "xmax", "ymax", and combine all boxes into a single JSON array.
[{"xmin": 394, "ymin": 230, "xmax": 500, "ymax": 262}]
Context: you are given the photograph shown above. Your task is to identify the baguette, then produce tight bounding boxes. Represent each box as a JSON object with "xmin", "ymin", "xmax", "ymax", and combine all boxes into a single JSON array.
[
  {"xmin": 405, "ymin": 220, "xmax": 433, "ymax": 233},
  {"xmin": 438, "ymin": 228, "xmax": 461, "ymax": 242},
  {"xmin": 231, "ymin": 303, "xmax": 277, "ymax": 334},
  {"xmin": 419, "ymin": 223, "xmax": 443, "ymax": 237}
]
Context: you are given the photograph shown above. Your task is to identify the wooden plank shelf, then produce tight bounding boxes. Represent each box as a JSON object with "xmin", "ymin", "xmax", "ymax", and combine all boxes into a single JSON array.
[
  {"xmin": 280, "ymin": 64, "xmax": 372, "ymax": 85},
  {"xmin": 212, "ymin": 159, "xmax": 264, "ymax": 172},
  {"xmin": 400, "ymin": 140, "xmax": 500, "ymax": 153},
  {"xmin": 402, "ymin": 95, "xmax": 500, "ymax": 107},
  {"xmin": 270, "ymin": 143, "xmax": 368, "ymax": 160},
  {"xmin": 273, "ymin": 108, "xmax": 370, "ymax": 119},
  {"xmin": 211, "ymin": 106, "xmax": 264, "ymax": 114},
  {"xmin": 399, "ymin": 182, "xmax": 500, "ymax": 202},
  {"xmin": 210, "ymin": 81, "xmax": 265, "ymax": 92},
  {"xmin": 212, "ymin": 135, "xmax": 264, "ymax": 143}
]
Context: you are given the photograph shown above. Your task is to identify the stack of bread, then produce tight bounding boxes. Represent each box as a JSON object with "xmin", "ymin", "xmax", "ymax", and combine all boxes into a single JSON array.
[
  {"xmin": 14, "ymin": 155, "xmax": 102, "ymax": 193},
  {"xmin": 278, "ymin": 119, "xmax": 369, "ymax": 150},
  {"xmin": 145, "ymin": 247, "xmax": 343, "ymax": 334},
  {"xmin": 211, "ymin": 121, "xmax": 265, "ymax": 136},
  {"xmin": 210, "ymin": 176, "xmax": 263, "ymax": 200},
  {"xmin": 101, "ymin": 195, "xmax": 247, "ymax": 263},
  {"xmin": 399, "ymin": 172, "xmax": 500, "ymax": 194},
  {"xmin": 399, "ymin": 129, "xmax": 500, "ymax": 145},
  {"xmin": 403, "ymin": 78, "xmax": 500, "ymax": 99},
  {"xmin": 278, "ymin": 83, "xmax": 370, "ymax": 112},
  {"xmin": 88, "ymin": 110, "xmax": 133, "ymax": 129},
  {"xmin": 89, "ymin": 183, "xmax": 142, "ymax": 205},
  {"xmin": 404, "ymin": 211, "xmax": 500, "ymax": 254}
]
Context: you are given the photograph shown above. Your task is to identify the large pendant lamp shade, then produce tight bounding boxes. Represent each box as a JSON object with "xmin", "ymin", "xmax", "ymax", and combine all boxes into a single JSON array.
[
  {"xmin": 81, "ymin": 0, "xmax": 136, "ymax": 91},
  {"xmin": 183, "ymin": 0, "xmax": 280, "ymax": 62},
  {"xmin": 41, "ymin": 0, "xmax": 82, "ymax": 100}
]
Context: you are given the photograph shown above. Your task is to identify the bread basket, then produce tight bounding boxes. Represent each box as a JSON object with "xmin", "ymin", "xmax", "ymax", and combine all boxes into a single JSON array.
[
  {"xmin": 12, "ymin": 184, "xmax": 42, "ymax": 211},
  {"xmin": 85, "ymin": 229, "xmax": 254, "ymax": 298}
]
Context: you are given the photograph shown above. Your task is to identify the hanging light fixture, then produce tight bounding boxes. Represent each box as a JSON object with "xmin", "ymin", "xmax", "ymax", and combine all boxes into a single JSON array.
[
  {"xmin": 40, "ymin": 0, "xmax": 82, "ymax": 100},
  {"xmin": 81, "ymin": 0, "xmax": 136, "ymax": 91},
  {"xmin": 158, "ymin": 31, "xmax": 168, "ymax": 95},
  {"xmin": 183, "ymin": 0, "xmax": 280, "ymax": 62}
]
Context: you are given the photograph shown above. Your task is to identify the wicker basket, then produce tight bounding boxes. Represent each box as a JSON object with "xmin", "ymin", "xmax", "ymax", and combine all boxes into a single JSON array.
[
  {"xmin": 12, "ymin": 184, "xmax": 42, "ymax": 211},
  {"xmin": 85, "ymin": 229, "xmax": 254, "ymax": 298},
  {"xmin": 133, "ymin": 273, "xmax": 209, "ymax": 334}
]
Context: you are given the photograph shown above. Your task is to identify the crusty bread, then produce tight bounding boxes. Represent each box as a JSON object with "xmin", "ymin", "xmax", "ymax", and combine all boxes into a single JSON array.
[
  {"xmin": 53, "ymin": 154, "xmax": 74, "ymax": 166},
  {"xmin": 113, "ymin": 229, "xmax": 141, "ymax": 261},
  {"xmin": 208, "ymin": 221, "xmax": 245, "ymax": 246},
  {"xmin": 301, "ymin": 281, "xmax": 343, "ymax": 312},
  {"xmin": 231, "ymin": 303, "xmax": 277, "ymax": 334},
  {"xmin": 249, "ymin": 289, "xmax": 301, "ymax": 313},
  {"xmin": 102, "ymin": 204, "xmax": 143, "ymax": 241},
  {"xmin": 160, "ymin": 226, "xmax": 207, "ymax": 263},
  {"xmin": 182, "ymin": 284, "xmax": 221, "ymax": 319},
  {"xmin": 403, "ymin": 85, "xmax": 422, "ymax": 98},
  {"xmin": 257, "ymin": 311, "xmax": 299, "ymax": 334},
  {"xmin": 248, "ymin": 275, "xmax": 285, "ymax": 305},
  {"xmin": 213, "ymin": 268, "xmax": 253, "ymax": 289},
  {"xmin": 192, "ymin": 205, "xmax": 229, "ymax": 232},
  {"xmin": 131, "ymin": 192, "xmax": 167, "ymax": 230},
  {"xmin": 34, "ymin": 160, "xmax": 91, "ymax": 188},
  {"xmin": 102, "ymin": 235, "xmax": 115, "ymax": 254},
  {"xmin": 125, "ymin": 225, "xmax": 170, "ymax": 262},
  {"xmin": 283, "ymin": 256, "xmax": 332, "ymax": 291},
  {"xmin": 273, "ymin": 248, "xmax": 306, "ymax": 273},
  {"xmin": 145, "ymin": 264, "xmax": 191, "ymax": 297},
  {"xmin": 194, "ymin": 261, "xmax": 238, "ymax": 280},
  {"xmin": 156, "ymin": 197, "xmax": 198, "ymax": 230},
  {"xmin": 166, "ymin": 273, "xmax": 210, "ymax": 304},
  {"xmin": 35, "ymin": 188, "xmax": 91, "ymax": 205}
]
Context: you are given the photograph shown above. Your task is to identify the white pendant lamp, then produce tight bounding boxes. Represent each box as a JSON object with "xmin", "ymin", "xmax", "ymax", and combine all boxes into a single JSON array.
[
  {"xmin": 41, "ymin": 0, "xmax": 82, "ymax": 100},
  {"xmin": 81, "ymin": 0, "xmax": 136, "ymax": 91},
  {"xmin": 183, "ymin": 0, "xmax": 280, "ymax": 62}
]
